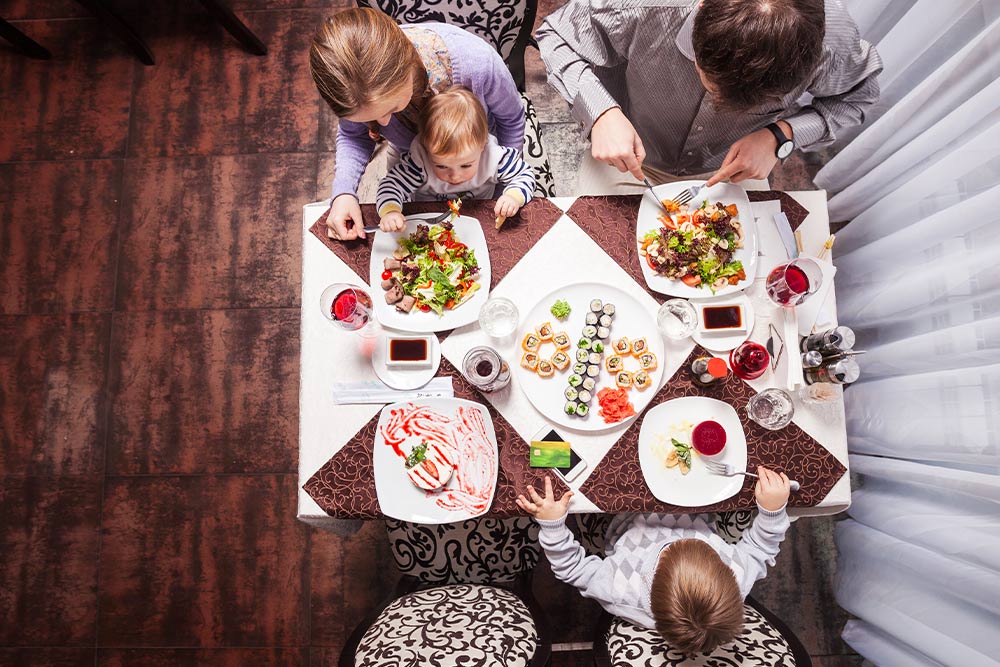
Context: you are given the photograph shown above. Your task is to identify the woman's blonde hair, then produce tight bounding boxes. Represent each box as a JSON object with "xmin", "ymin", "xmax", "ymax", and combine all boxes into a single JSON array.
[
  {"xmin": 419, "ymin": 86, "xmax": 489, "ymax": 157},
  {"xmin": 309, "ymin": 8, "xmax": 426, "ymax": 119},
  {"xmin": 650, "ymin": 539, "xmax": 744, "ymax": 655}
]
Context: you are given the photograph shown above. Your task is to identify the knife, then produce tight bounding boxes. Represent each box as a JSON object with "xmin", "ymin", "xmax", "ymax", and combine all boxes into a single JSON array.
[
  {"xmin": 773, "ymin": 212, "xmax": 799, "ymax": 260},
  {"xmin": 363, "ymin": 209, "xmax": 452, "ymax": 234}
]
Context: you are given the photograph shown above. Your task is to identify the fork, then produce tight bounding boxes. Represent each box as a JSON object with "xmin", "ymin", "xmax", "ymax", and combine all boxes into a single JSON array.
[{"xmin": 703, "ymin": 460, "xmax": 801, "ymax": 492}]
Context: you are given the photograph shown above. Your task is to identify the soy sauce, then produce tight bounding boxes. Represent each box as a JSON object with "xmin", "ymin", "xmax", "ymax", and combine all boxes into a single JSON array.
[
  {"xmin": 388, "ymin": 338, "xmax": 428, "ymax": 362},
  {"xmin": 702, "ymin": 305, "xmax": 742, "ymax": 330}
]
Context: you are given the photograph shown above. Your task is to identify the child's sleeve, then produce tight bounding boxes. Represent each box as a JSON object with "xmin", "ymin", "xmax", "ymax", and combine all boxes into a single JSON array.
[
  {"xmin": 495, "ymin": 146, "xmax": 535, "ymax": 207},
  {"xmin": 376, "ymin": 153, "xmax": 427, "ymax": 217},
  {"xmin": 732, "ymin": 505, "xmax": 790, "ymax": 597},
  {"xmin": 536, "ymin": 515, "xmax": 622, "ymax": 606}
]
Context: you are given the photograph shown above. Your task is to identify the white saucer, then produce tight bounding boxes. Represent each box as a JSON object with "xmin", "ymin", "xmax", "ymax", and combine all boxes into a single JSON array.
[
  {"xmin": 371, "ymin": 333, "xmax": 442, "ymax": 390},
  {"xmin": 691, "ymin": 294, "xmax": 755, "ymax": 352}
]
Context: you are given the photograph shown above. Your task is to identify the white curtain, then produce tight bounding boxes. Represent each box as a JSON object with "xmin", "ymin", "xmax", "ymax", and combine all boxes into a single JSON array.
[{"xmin": 812, "ymin": 1, "xmax": 1000, "ymax": 665}]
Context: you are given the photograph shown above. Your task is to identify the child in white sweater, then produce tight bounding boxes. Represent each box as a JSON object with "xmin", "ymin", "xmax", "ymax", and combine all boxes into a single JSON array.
[{"xmin": 517, "ymin": 468, "xmax": 791, "ymax": 655}]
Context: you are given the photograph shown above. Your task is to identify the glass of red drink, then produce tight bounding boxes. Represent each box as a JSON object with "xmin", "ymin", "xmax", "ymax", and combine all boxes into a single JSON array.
[
  {"xmin": 729, "ymin": 341, "xmax": 770, "ymax": 380},
  {"xmin": 765, "ymin": 257, "xmax": 823, "ymax": 307},
  {"xmin": 320, "ymin": 283, "xmax": 376, "ymax": 336}
]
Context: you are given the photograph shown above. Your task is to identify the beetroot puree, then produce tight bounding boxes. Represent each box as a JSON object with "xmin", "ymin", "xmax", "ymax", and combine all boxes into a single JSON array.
[{"xmin": 692, "ymin": 420, "xmax": 727, "ymax": 456}]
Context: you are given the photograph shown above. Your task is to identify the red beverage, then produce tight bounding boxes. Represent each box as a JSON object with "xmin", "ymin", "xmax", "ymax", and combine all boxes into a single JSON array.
[
  {"xmin": 331, "ymin": 288, "xmax": 372, "ymax": 331},
  {"xmin": 766, "ymin": 259, "xmax": 822, "ymax": 307},
  {"xmin": 692, "ymin": 420, "xmax": 727, "ymax": 456},
  {"xmin": 729, "ymin": 341, "xmax": 769, "ymax": 380}
]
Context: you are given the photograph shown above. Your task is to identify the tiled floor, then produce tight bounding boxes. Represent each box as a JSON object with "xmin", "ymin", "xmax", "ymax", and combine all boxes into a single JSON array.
[{"xmin": 1, "ymin": 2, "xmax": 854, "ymax": 665}]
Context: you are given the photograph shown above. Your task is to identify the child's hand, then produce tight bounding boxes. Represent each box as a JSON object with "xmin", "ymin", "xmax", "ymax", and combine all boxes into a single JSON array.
[
  {"xmin": 494, "ymin": 195, "xmax": 521, "ymax": 219},
  {"xmin": 754, "ymin": 466, "xmax": 791, "ymax": 511},
  {"xmin": 516, "ymin": 476, "xmax": 573, "ymax": 521},
  {"xmin": 379, "ymin": 211, "xmax": 406, "ymax": 233}
]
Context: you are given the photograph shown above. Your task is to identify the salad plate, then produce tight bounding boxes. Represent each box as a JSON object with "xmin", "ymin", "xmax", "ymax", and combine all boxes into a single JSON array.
[
  {"xmin": 369, "ymin": 213, "xmax": 491, "ymax": 333},
  {"xmin": 373, "ymin": 397, "xmax": 498, "ymax": 524},
  {"xmin": 636, "ymin": 180, "xmax": 758, "ymax": 298}
]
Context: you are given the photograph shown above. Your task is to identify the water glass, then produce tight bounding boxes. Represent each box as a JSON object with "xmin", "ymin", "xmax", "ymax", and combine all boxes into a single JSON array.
[
  {"xmin": 657, "ymin": 299, "xmax": 698, "ymax": 339},
  {"xmin": 747, "ymin": 388, "xmax": 795, "ymax": 430},
  {"xmin": 478, "ymin": 297, "xmax": 519, "ymax": 338}
]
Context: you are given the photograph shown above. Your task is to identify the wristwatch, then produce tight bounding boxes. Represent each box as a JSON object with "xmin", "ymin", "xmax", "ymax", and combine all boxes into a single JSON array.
[{"xmin": 766, "ymin": 123, "xmax": 794, "ymax": 160}]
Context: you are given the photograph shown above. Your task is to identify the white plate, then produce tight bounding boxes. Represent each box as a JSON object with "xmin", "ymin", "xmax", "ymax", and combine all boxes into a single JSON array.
[
  {"xmin": 515, "ymin": 283, "xmax": 665, "ymax": 432},
  {"xmin": 371, "ymin": 334, "xmax": 442, "ymax": 390},
  {"xmin": 373, "ymin": 397, "xmax": 498, "ymax": 524},
  {"xmin": 690, "ymin": 293, "xmax": 755, "ymax": 352},
  {"xmin": 636, "ymin": 180, "xmax": 758, "ymax": 298},
  {"xmin": 369, "ymin": 213, "xmax": 491, "ymax": 333},
  {"xmin": 638, "ymin": 397, "xmax": 748, "ymax": 507}
]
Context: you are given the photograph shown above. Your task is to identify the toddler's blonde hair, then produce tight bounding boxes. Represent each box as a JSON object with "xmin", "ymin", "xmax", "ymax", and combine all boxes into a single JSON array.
[{"xmin": 419, "ymin": 86, "xmax": 489, "ymax": 158}]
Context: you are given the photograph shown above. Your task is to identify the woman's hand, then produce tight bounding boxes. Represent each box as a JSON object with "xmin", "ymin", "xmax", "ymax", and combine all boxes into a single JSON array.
[
  {"xmin": 590, "ymin": 107, "xmax": 646, "ymax": 181},
  {"xmin": 494, "ymin": 194, "xmax": 521, "ymax": 219},
  {"xmin": 327, "ymin": 194, "xmax": 365, "ymax": 241},
  {"xmin": 754, "ymin": 466, "xmax": 791, "ymax": 512},
  {"xmin": 379, "ymin": 211, "xmax": 407, "ymax": 233},
  {"xmin": 516, "ymin": 476, "xmax": 573, "ymax": 521}
]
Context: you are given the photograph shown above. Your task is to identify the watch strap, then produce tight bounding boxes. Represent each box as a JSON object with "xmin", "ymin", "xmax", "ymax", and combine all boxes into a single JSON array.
[{"xmin": 766, "ymin": 123, "xmax": 792, "ymax": 158}]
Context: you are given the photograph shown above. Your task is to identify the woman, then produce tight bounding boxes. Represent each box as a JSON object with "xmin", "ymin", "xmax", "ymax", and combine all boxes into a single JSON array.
[{"xmin": 310, "ymin": 8, "xmax": 526, "ymax": 241}]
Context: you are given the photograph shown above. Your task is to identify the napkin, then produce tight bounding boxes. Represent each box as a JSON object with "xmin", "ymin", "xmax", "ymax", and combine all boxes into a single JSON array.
[
  {"xmin": 331, "ymin": 377, "xmax": 454, "ymax": 404},
  {"xmin": 796, "ymin": 261, "xmax": 838, "ymax": 335}
]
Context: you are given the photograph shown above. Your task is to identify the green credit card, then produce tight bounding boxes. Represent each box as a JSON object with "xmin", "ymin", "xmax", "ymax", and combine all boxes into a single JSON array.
[{"xmin": 529, "ymin": 440, "xmax": 570, "ymax": 468}]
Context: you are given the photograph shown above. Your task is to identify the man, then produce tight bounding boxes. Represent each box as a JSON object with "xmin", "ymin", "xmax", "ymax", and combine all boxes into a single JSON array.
[{"xmin": 536, "ymin": 0, "xmax": 882, "ymax": 192}]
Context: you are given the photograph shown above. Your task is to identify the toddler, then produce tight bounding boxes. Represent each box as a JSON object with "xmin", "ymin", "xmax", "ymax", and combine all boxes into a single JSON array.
[
  {"xmin": 376, "ymin": 86, "xmax": 535, "ymax": 231},
  {"xmin": 517, "ymin": 468, "xmax": 791, "ymax": 655}
]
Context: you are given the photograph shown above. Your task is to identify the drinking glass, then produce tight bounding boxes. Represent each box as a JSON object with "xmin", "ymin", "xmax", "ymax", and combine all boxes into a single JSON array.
[
  {"xmin": 478, "ymin": 297, "xmax": 519, "ymax": 338},
  {"xmin": 320, "ymin": 283, "xmax": 378, "ymax": 337},
  {"xmin": 765, "ymin": 257, "xmax": 823, "ymax": 307},
  {"xmin": 462, "ymin": 346, "xmax": 511, "ymax": 393},
  {"xmin": 746, "ymin": 388, "xmax": 795, "ymax": 430},
  {"xmin": 656, "ymin": 299, "xmax": 698, "ymax": 339},
  {"xmin": 729, "ymin": 340, "xmax": 770, "ymax": 380}
]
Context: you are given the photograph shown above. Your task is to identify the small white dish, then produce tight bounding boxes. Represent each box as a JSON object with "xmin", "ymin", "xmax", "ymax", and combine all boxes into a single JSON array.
[
  {"xmin": 383, "ymin": 335, "xmax": 434, "ymax": 369},
  {"xmin": 691, "ymin": 294, "xmax": 754, "ymax": 352},
  {"xmin": 696, "ymin": 299, "xmax": 748, "ymax": 336},
  {"xmin": 372, "ymin": 332, "xmax": 441, "ymax": 390}
]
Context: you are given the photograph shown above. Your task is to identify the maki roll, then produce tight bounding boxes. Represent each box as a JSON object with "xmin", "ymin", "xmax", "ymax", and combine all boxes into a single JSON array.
[
  {"xmin": 592, "ymin": 341, "xmax": 605, "ymax": 354},
  {"xmin": 582, "ymin": 377, "xmax": 597, "ymax": 392},
  {"xmin": 613, "ymin": 337, "xmax": 631, "ymax": 355},
  {"xmin": 576, "ymin": 403, "xmax": 590, "ymax": 417},
  {"xmin": 576, "ymin": 349, "xmax": 590, "ymax": 363},
  {"xmin": 582, "ymin": 325, "xmax": 598, "ymax": 339},
  {"xmin": 573, "ymin": 362, "xmax": 587, "ymax": 375},
  {"xmin": 599, "ymin": 314, "xmax": 613, "ymax": 328},
  {"xmin": 568, "ymin": 374, "xmax": 584, "ymax": 387},
  {"xmin": 638, "ymin": 352, "xmax": 658, "ymax": 371},
  {"xmin": 522, "ymin": 333, "xmax": 541, "ymax": 352},
  {"xmin": 537, "ymin": 322, "xmax": 554, "ymax": 341},
  {"xmin": 605, "ymin": 355, "xmax": 624, "ymax": 372},
  {"xmin": 578, "ymin": 389, "xmax": 593, "ymax": 404},
  {"xmin": 564, "ymin": 386, "xmax": 579, "ymax": 401},
  {"xmin": 590, "ymin": 299, "xmax": 603, "ymax": 313},
  {"xmin": 551, "ymin": 351, "xmax": 570, "ymax": 371},
  {"xmin": 596, "ymin": 326, "xmax": 610, "ymax": 340},
  {"xmin": 537, "ymin": 359, "xmax": 554, "ymax": 377},
  {"xmin": 615, "ymin": 370, "xmax": 634, "ymax": 389},
  {"xmin": 564, "ymin": 401, "xmax": 579, "ymax": 416},
  {"xmin": 578, "ymin": 337, "xmax": 592, "ymax": 350},
  {"xmin": 631, "ymin": 338, "xmax": 648, "ymax": 357},
  {"xmin": 588, "ymin": 352, "xmax": 602, "ymax": 365},
  {"xmin": 520, "ymin": 352, "xmax": 539, "ymax": 371},
  {"xmin": 585, "ymin": 312, "xmax": 599, "ymax": 326},
  {"xmin": 634, "ymin": 370, "xmax": 652, "ymax": 390},
  {"xmin": 586, "ymin": 364, "xmax": 601, "ymax": 378},
  {"xmin": 553, "ymin": 332, "xmax": 571, "ymax": 350},
  {"xmin": 603, "ymin": 303, "xmax": 616, "ymax": 317}
]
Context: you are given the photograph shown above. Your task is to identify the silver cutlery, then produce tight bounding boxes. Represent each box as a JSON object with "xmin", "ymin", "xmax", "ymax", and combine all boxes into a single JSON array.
[
  {"xmin": 703, "ymin": 460, "xmax": 801, "ymax": 492},
  {"xmin": 363, "ymin": 209, "xmax": 452, "ymax": 234},
  {"xmin": 643, "ymin": 179, "xmax": 702, "ymax": 213}
]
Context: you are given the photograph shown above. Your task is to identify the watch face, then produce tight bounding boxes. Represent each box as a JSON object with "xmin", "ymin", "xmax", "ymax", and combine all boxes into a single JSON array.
[{"xmin": 777, "ymin": 140, "xmax": 794, "ymax": 159}]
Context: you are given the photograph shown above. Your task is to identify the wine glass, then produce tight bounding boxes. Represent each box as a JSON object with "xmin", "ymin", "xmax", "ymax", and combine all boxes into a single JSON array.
[
  {"xmin": 765, "ymin": 257, "xmax": 823, "ymax": 307},
  {"xmin": 729, "ymin": 340, "xmax": 770, "ymax": 380},
  {"xmin": 320, "ymin": 283, "xmax": 378, "ymax": 337}
]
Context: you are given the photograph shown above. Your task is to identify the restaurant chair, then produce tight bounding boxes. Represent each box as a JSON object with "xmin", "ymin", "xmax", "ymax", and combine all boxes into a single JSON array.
[
  {"xmin": 357, "ymin": 0, "xmax": 558, "ymax": 197},
  {"xmin": 339, "ymin": 517, "xmax": 552, "ymax": 667}
]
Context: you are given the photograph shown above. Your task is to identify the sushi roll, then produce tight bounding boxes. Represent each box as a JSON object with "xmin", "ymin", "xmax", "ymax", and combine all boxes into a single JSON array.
[
  {"xmin": 588, "ymin": 352, "xmax": 602, "ymax": 365},
  {"xmin": 613, "ymin": 337, "xmax": 631, "ymax": 355},
  {"xmin": 564, "ymin": 386, "xmax": 579, "ymax": 401},
  {"xmin": 537, "ymin": 359, "xmax": 554, "ymax": 377},
  {"xmin": 585, "ymin": 312, "xmax": 599, "ymax": 326},
  {"xmin": 605, "ymin": 355, "xmax": 624, "ymax": 372},
  {"xmin": 592, "ymin": 341, "xmax": 605, "ymax": 354},
  {"xmin": 582, "ymin": 325, "xmax": 598, "ymax": 339},
  {"xmin": 586, "ymin": 364, "xmax": 601, "ymax": 378},
  {"xmin": 576, "ymin": 349, "xmax": 590, "ymax": 363},
  {"xmin": 631, "ymin": 338, "xmax": 648, "ymax": 357},
  {"xmin": 590, "ymin": 299, "xmax": 604, "ymax": 313},
  {"xmin": 634, "ymin": 370, "xmax": 652, "ymax": 390},
  {"xmin": 576, "ymin": 403, "xmax": 590, "ymax": 417},
  {"xmin": 638, "ymin": 352, "xmax": 658, "ymax": 371},
  {"xmin": 603, "ymin": 303, "xmax": 616, "ymax": 317},
  {"xmin": 582, "ymin": 377, "xmax": 597, "ymax": 392},
  {"xmin": 578, "ymin": 337, "xmax": 592, "ymax": 350},
  {"xmin": 552, "ymin": 351, "xmax": 570, "ymax": 371},
  {"xmin": 537, "ymin": 322, "xmax": 554, "ymax": 341},
  {"xmin": 520, "ymin": 352, "xmax": 539, "ymax": 371},
  {"xmin": 578, "ymin": 389, "xmax": 593, "ymax": 403},
  {"xmin": 568, "ymin": 374, "xmax": 584, "ymax": 387},
  {"xmin": 564, "ymin": 401, "xmax": 579, "ymax": 416},
  {"xmin": 553, "ymin": 332, "xmax": 571, "ymax": 350},
  {"xmin": 522, "ymin": 332, "xmax": 541, "ymax": 352},
  {"xmin": 616, "ymin": 370, "xmax": 634, "ymax": 389},
  {"xmin": 573, "ymin": 362, "xmax": 587, "ymax": 375},
  {"xmin": 596, "ymin": 326, "xmax": 610, "ymax": 340},
  {"xmin": 599, "ymin": 314, "xmax": 613, "ymax": 328}
]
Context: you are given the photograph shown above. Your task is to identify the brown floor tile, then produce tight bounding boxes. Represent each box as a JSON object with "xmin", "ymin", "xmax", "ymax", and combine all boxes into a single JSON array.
[
  {"xmin": 0, "ymin": 314, "xmax": 110, "ymax": 476},
  {"xmin": 0, "ymin": 476, "xmax": 102, "ymax": 646},
  {"xmin": 0, "ymin": 19, "xmax": 133, "ymax": 161},
  {"xmin": 99, "ymin": 648, "xmax": 308, "ymax": 667},
  {"xmin": 98, "ymin": 474, "xmax": 309, "ymax": 647},
  {"xmin": 0, "ymin": 648, "xmax": 97, "ymax": 667},
  {"xmin": 533, "ymin": 557, "xmax": 604, "ymax": 644},
  {"xmin": 771, "ymin": 151, "xmax": 819, "ymax": 192},
  {"xmin": 116, "ymin": 153, "xmax": 312, "ymax": 311},
  {"xmin": 127, "ymin": 9, "xmax": 336, "ymax": 157},
  {"xmin": 535, "ymin": 0, "xmax": 568, "ymax": 28},
  {"xmin": 526, "ymin": 48, "xmax": 574, "ymax": 125},
  {"xmin": 2, "ymin": 1, "xmax": 87, "ymax": 20},
  {"xmin": 0, "ymin": 160, "xmax": 121, "ymax": 314},
  {"xmin": 106, "ymin": 309, "xmax": 299, "ymax": 474}
]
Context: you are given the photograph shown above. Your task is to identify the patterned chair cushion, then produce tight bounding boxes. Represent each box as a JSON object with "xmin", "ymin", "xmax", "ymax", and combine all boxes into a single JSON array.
[
  {"xmin": 713, "ymin": 510, "xmax": 756, "ymax": 545},
  {"xmin": 605, "ymin": 604, "xmax": 798, "ymax": 667},
  {"xmin": 386, "ymin": 517, "xmax": 540, "ymax": 584},
  {"xmin": 356, "ymin": 584, "xmax": 539, "ymax": 667},
  {"xmin": 522, "ymin": 93, "xmax": 557, "ymax": 198}
]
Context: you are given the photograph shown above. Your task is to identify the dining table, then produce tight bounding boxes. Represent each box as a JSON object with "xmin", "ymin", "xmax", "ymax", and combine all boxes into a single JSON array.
[{"xmin": 296, "ymin": 188, "xmax": 850, "ymax": 528}]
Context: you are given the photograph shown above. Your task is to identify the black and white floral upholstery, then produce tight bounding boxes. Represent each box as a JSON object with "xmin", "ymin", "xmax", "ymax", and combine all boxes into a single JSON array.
[
  {"xmin": 522, "ymin": 93, "xmax": 557, "ymax": 198},
  {"xmin": 713, "ymin": 510, "xmax": 756, "ymax": 545},
  {"xmin": 355, "ymin": 584, "xmax": 538, "ymax": 667},
  {"xmin": 601, "ymin": 602, "xmax": 807, "ymax": 667},
  {"xmin": 385, "ymin": 517, "xmax": 541, "ymax": 584}
]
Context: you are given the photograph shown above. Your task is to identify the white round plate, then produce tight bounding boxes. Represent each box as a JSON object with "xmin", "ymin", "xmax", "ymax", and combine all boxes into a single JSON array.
[
  {"xmin": 690, "ymin": 293, "xmax": 755, "ymax": 352},
  {"xmin": 638, "ymin": 397, "xmax": 748, "ymax": 507},
  {"xmin": 369, "ymin": 213, "xmax": 491, "ymax": 333},
  {"xmin": 515, "ymin": 282, "xmax": 664, "ymax": 432},
  {"xmin": 371, "ymin": 333, "xmax": 442, "ymax": 390},
  {"xmin": 373, "ymin": 397, "xmax": 498, "ymax": 524},
  {"xmin": 636, "ymin": 180, "xmax": 758, "ymax": 298}
]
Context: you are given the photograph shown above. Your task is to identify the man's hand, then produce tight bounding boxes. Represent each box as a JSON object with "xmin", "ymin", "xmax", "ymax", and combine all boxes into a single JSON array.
[
  {"xmin": 706, "ymin": 121, "xmax": 792, "ymax": 187},
  {"xmin": 754, "ymin": 466, "xmax": 791, "ymax": 512},
  {"xmin": 494, "ymin": 194, "xmax": 521, "ymax": 219},
  {"xmin": 516, "ymin": 476, "xmax": 573, "ymax": 521},
  {"xmin": 379, "ymin": 211, "xmax": 406, "ymax": 233},
  {"xmin": 327, "ymin": 194, "xmax": 366, "ymax": 241},
  {"xmin": 591, "ymin": 107, "xmax": 646, "ymax": 181}
]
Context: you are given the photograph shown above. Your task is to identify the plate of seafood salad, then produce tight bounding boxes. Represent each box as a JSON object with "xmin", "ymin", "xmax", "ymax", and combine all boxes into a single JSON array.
[
  {"xmin": 636, "ymin": 180, "xmax": 758, "ymax": 298},
  {"xmin": 370, "ymin": 212, "xmax": 491, "ymax": 333},
  {"xmin": 515, "ymin": 283, "xmax": 664, "ymax": 432},
  {"xmin": 373, "ymin": 397, "xmax": 498, "ymax": 523}
]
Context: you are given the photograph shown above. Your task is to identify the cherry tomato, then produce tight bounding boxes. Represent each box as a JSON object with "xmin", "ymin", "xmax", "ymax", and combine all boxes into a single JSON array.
[
  {"xmin": 445, "ymin": 299, "xmax": 455, "ymax": 309},
  {"xmin": 646, "ymin": 254, "xmax": 659, "ymax": 271},
  {"xmin": 681, "ymin": 274, "xmax": 702, "ymax": 287},
  {"xmin": 380, "ymin": 270, "xmax": 392, "ymax": 280},
  {"xmin": 419, "ymin": 304, "xmax": 431, "ymax": 312}
]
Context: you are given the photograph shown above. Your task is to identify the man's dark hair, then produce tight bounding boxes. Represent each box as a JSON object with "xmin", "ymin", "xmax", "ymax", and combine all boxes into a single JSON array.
[{"xmin": 693, "ymin": 0, "xmax": 826, "ymax": 110}]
